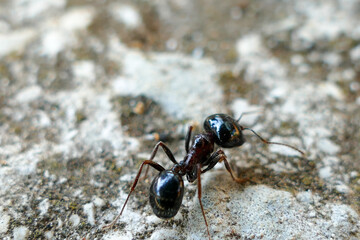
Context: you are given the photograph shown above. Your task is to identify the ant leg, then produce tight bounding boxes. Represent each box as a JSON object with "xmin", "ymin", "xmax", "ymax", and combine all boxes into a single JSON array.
[
  {"xmin": 196, "ymin": 163, "xmax": 211, "ymax": 240},
  {"xmin": 103, "ymin": 160, "xmax": 165, "ymax": 230},
  {"xmin": 142, "ymin": 141, "xmax": 178, "ymax": 179},
  {"xmin": 241, "ymin": 126, "xmax": 305, "ymax": 156},
  {"xmin": 150, "ymin": 141, "xmax": 178, "ymax": 164},
  {"xmin": 202, "ymin": 149, "xmax": 247, "ymax": 183},
  {"xmin": 185, "ymin": 126, "xmax": 193, "ymax": 153}
]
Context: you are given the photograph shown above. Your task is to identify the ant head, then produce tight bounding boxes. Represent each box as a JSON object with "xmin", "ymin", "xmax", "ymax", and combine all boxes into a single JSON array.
[{"xmin": 204, "ymin": 113, "xmax": 245, "ymax": 148}]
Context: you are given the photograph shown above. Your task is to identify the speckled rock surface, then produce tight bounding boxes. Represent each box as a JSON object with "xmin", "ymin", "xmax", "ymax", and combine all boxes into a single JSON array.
[{"xmin": 0, "ymin": 0, "xmax": 360, "ymax": 239}]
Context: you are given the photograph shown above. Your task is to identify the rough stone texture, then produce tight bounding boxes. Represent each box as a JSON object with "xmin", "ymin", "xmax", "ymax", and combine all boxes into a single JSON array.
[{"xmin": 0, "ymin": 0, "xmax": 360, "ymax": 239}]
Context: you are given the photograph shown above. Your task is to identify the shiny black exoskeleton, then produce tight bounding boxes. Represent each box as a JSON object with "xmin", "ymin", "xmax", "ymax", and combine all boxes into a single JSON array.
[
  {"xmin": 103, "ymin": 113, "xmax": 305, "ymax": 240},
  {"xmin": 149, "ymin": 170, "xmax": 184, "ymax": 218},
  {"xmin": 204, "ymin": 114, "xmax": 245, "ymax": 148}
]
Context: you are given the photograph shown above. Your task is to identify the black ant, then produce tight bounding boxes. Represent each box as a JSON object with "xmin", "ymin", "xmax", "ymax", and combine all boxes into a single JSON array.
[{"xmin": 103, "ymin": 113, "xmax": 305, "ymax": 239}]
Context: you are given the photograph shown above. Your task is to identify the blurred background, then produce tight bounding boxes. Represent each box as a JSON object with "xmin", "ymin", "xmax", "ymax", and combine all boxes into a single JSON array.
[{"xmin": 0, "ymin": 0, "xmax": 359, "ymax": 239}]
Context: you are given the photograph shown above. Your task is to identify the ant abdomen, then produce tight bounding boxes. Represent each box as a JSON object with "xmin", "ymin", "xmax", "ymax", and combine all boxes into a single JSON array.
[
  {"xmin": 149, "ymin": 170, "xmax": 184, "ymax": 219},
  {"xmin": 204, "ymin": 114, "xmax": 245, "ymax": 148}
]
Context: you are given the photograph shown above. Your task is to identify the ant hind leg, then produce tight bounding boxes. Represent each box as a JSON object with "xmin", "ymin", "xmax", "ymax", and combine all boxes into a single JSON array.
[
  {"xmin": 196, "ymin": 163, "xmax": 211, "ymax": 240},
  {"xmin": 104, "ymin": 141, "xmax": 178, "ymax": 229},
  {"xmin": 185, "ymin": 126, "xmax": 193, "ymax": 153},
  {"xmin": 102, "ymin": 160, "xmax": 165, "ymax": 230},
  {"xmin": 141, "ymin": 141, "xmax": 178, "ymax": 180}
]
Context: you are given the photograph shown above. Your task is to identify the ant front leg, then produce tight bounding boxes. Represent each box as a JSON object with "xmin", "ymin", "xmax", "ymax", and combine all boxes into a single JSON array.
[
  {"xmin": 103, "ymin": 160, "xmax": 165, "ymax": 230},
  {"xmin": 202, "ymin": 149, "xmax": 247, "ymax": 184}
]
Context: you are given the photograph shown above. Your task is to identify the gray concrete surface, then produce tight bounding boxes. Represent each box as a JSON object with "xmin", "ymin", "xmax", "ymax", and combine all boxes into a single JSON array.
[{"xmin": 0, "ymin": 0, "xmax": 359, "ymax": 239}]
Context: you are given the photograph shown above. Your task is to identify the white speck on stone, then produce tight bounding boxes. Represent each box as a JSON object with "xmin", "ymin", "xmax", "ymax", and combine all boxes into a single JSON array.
[
  {"xmin": 350, "ymin": 171, "xmax": 358, "ymax": 178},
  {"xmin": 13, "ymin": 85, "xmax": 43, "ymax": 104},
  {"xmin": 150, "ymin": 229, "xmax": 181, "ymax": 240},
  {"xmin": 123, "ymin": 137, "xmax": 141, "ymax": 153},
  {"xmin": 73, "ymin": 61, "xmax": 96, "ymax": 83},
  {"xmin": 297, "ymin": 64, "xmax": 310, "ymax": 74},
  {"xmin": 317, "ymin": 138, "xmax": 340, "ymax": 155},
  {"xmin": 268, "ymin": 86, "xmax": 288, "ymax": 100},
  {"xmin": 264, "ymin": 15, "xmax": 298, "ymax": 34},
  {"xmin": 83, "ymin": 202, "xmax": 95, "ymax": 225},
  {"xmin": 290, "ymin": 54, "xmax": 304, "ymax": 66},
  {"xmin": 323, "ymin": 52, "xmax": 342, "ymax": 67},
  {"xmin": 319, "ymin": 166, "xmax": 333, "ymax": 179},
  {"xmin": 173, "ymin": 212, "xmax": 183, "ymax": 221},
  {"xmin": 192, "ymin": 47, "xmax": 204, "ymax": 59},
  {"xmin": 44, "ymin": 170, "xmax": 50, "ymax": 178},
  {"xmin": 13, "ymin": 226, "xmax": 29, "ymax": 240},
  {"xmin": 350, "ymin": 44, "xmax": 360, "ymax": 61},
  {"xmin": 235, "ymin": 159, "xmax": 254, "ymax": 169},
  {"xmin": 350, "ymin": 81, "xmax": 360, "ymax": 92},
  {"xmin": 0, "ymin": 211, "xmax": 10, "ymax": 233},
  {"xmin": 308, "ymin": 211, "xmax": 317, "ymax": 218},
  {"xmin": 342, "ymin": 68, "xmax": 356, "ymax": 81},
  {"xmin": 73, "ymin": 189, "xmax": 82, "ymax": 197},
  {"xmin": 57, "ymin": 177, "xmax": 67, "ymax": 184},
  {"xmin": 296, "ymin": 190, "xmax": 314, "ymax": 204},
  {"xmin": 39, "ymin": 198, "xmax": 50, "ymax": 215},
  {"xmin": 322, "ymin": 156, "xmax": 339, "ymax": 166},
  {"xmin": 69, "ymin": 214, "xmax": 80, "ymax": 227},
  {"xmin": 103, "ymin": 231, "xmax": 133, "ymax": 240},
  {"xmin": 41, "ymin": 30, "xmax": 69, "ymax": 57},
  {"xmin": 236, "ymin": 33, "xmax": 267, "ymax": 59},
  {"xmin": 0, "ymin": 28, "xmax": 36, "ymax": 57},
  {"xmin": 319, "ymin": 82, "xmax": 344, "ymax": 100},
  {"xmin": 44, "ymin": 231, "xmax": 54, "ymax": 239},
  {"xmin": 59, "ymin": 7, "xmax": 95, "ymax": 32},
  {"xmin": 146, "ymin": 215, "xmax": 162, "ymax": 225},
  {"xmin": 57, "ymin": 218, "xmax": 64, "ymax": 229},
  {"xmin": 92, "ymin": 196, "xmax": 105, "ymax": 208},
  {"xmin": 110, "ymin": 4, "xmax": 142, "ymax": 29},
  {"xmin": 33, "ymin": 110, "xmax": 51, "ymax": 127},
  {"xmin": 335, "ymin": 184, "xmax": 351, "ymax": 194},
  {"xmin": 166, "ymin": 38, "xmax": 178, "ymax": 50}
]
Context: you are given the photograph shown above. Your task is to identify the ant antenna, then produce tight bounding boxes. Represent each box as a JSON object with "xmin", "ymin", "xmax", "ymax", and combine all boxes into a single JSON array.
[
  {"xmin": 240, "ymin": 126, "xmax": 305, "ymax": 156},
  {"xmin": 236, "ymin": 110, "xmax": 262, "ymax": 122}
]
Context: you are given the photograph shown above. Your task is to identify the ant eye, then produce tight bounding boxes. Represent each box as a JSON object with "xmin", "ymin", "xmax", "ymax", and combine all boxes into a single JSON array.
[{"xmin": 204, "ymin": 114, "xmax": 245, "ymax": 148}]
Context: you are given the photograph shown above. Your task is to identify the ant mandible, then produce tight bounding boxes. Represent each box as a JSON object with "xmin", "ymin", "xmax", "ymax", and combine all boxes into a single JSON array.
[{"xmin": 103, "ymin": 113, "xmax": 305, "ymax": 239}]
